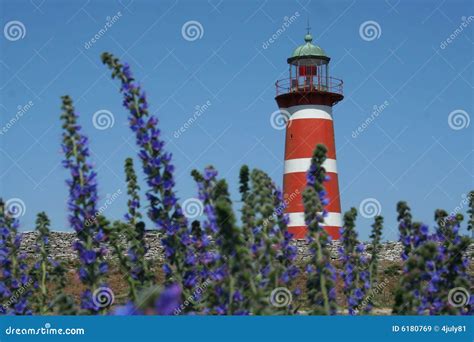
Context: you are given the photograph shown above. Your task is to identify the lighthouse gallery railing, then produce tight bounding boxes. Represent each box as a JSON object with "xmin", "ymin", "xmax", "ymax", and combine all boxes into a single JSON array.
[{"xmin": 275, "ymin": 76, "xmax": 343, "ymax": 96}]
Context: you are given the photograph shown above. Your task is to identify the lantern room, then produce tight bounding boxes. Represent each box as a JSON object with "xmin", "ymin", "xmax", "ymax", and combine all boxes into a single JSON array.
[{"xmin": 276, "ymin": 33, "xmax": 343, "ymax": 102}]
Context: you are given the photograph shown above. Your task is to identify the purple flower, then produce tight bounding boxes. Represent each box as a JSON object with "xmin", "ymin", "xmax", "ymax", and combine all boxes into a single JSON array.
[
  {"xmin": 60, "ymin": 96, "xmax": 109, "ymax": 312},
  {"xmin": 163, "ymin": 264, "xmax": 172, "ymax": 276},
  {"xmin": 339, "ymin": 208, "xmax": 370, "ymax": 314},
  {"xmin": 114, "ymin": 302, "xmax": 141, "ymax": 316},
  {"xmin": 233, "ymin": 290, "xmax": 244, "ymax": 302},
  {"xmin": 99, "ymin": 262, "xmax": 108, "ymax": 274},
  {"xmin": 155, "ymin": 284, "xmax": 182, "ymax": 315},
  {"xmin": 82, "ymin": 250, "xmax": 96, "ymax": 265},
  {"xmin": 102, "ymin": 54, "xmax": 187, "ymax": 286},
  {"xmin": 79, "ymin": 267, "xmax": 88, "ymax": 281},
  {"xmin": 0, "ymin": 201, "xmax": 32, "ymax": 315}
]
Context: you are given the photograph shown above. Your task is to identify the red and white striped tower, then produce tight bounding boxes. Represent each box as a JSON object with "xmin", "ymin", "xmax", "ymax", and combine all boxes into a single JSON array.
[{"xmin": 275, "ymin": 31, "xmax": 344, "ymax": 240}]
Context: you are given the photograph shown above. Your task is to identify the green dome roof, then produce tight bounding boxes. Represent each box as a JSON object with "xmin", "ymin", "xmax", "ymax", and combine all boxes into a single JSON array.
[{"xmin": 289, "ymin": 34, "xmax": 328, "ymax": 60}]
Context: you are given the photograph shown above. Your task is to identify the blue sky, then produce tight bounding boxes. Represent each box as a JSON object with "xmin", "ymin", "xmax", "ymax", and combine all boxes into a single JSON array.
[{"xmin": 0, "ymin": 0, "xmax": 472, "ymax": 240}]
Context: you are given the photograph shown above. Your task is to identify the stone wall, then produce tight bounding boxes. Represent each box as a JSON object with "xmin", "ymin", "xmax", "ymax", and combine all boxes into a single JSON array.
[
  {"xmin": 20, "ymin": 232, "xmax": 164, "ymax": 262},
  {"xmin": 19, "ymin": 231, "xmax": 456, "ymax": 264}
]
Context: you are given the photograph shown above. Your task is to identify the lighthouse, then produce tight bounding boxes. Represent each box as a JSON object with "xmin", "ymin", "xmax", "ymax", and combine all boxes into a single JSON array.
[{"xmin": 275, "ymin": 31, "xmax": 344, "ymax": 240}]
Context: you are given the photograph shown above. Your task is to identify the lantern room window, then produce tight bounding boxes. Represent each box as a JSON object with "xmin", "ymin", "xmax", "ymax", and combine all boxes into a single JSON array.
[
  {"xmin": 298, "ymin": 65, "xmax": 317, "ymax": 76},
  {"xmin": 290, "ymin": 59, "xmax": 329, "ymax": 92}
]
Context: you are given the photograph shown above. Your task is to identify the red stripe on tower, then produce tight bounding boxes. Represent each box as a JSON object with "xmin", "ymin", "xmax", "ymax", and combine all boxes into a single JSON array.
[{"xmin": 275, "ymin": 31, "xmax": 344, "ymax": 240}]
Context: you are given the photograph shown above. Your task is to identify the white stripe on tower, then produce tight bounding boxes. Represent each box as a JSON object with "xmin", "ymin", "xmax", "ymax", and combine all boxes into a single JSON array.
[
  {"xmin": 282, "ymin": 105, "xmax": 334, "ymax": 121},
  {"xmin": 284, "ymin": 158, "xmax": 338, "ymax": 174},
  {"xmin": 287, "ymin": 212, "xmax": 343, "ymax": 227}
]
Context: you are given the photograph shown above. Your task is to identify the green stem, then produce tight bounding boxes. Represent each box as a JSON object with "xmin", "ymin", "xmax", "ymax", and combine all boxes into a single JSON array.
[{"xmin": 314, "ymin": 232, "xmax": 330, "ymax": 314}]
